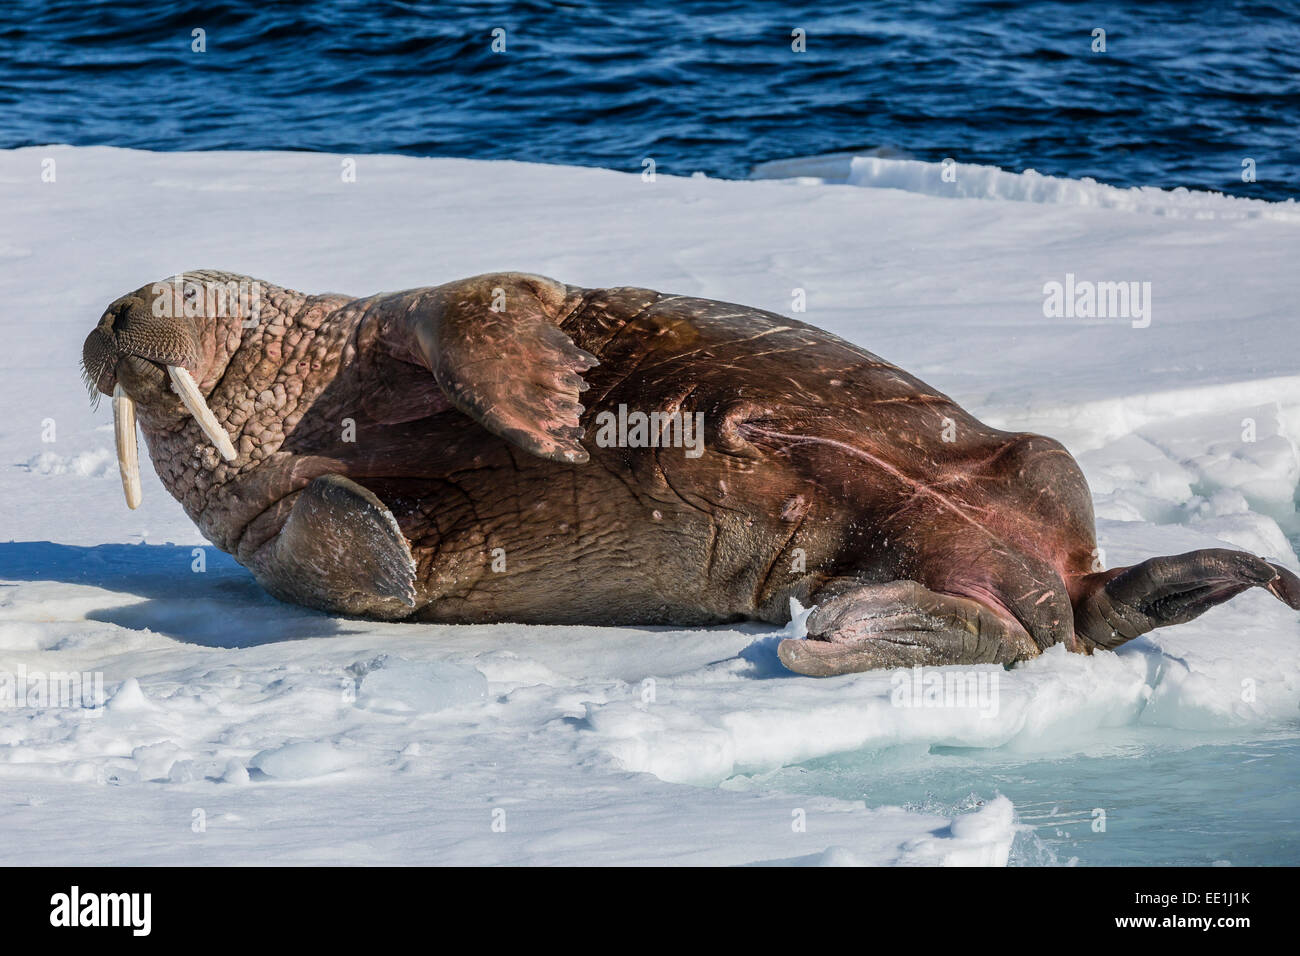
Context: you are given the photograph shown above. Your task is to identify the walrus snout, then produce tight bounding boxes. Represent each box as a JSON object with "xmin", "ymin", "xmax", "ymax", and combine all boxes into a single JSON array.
[
  {"xmin": 80, "ymin": 325, "xmax": 119, "ymax": 397},
  {"xmin": 84, "ymin": 287, "xmax": 239, "ymax": 510},
  {"xmin": 83, "ymin": 292, "xmax": 206, "ymax": 394}
]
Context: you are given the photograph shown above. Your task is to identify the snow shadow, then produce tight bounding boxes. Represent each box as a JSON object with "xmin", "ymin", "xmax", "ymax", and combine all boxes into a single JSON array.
[{"xmin": 0, "ymin": 541, "xmax": 345, "ymax": 647}]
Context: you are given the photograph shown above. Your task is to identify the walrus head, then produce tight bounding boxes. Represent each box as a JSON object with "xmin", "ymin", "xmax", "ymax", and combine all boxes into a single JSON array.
[{"xmin": 82, "ymin": 272, "xmax": 256, "ymax": 508}]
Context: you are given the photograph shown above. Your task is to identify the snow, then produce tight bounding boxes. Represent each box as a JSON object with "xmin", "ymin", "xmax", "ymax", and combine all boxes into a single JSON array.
[{"xmin": 1, "ymin": 146, "xmax": 1298, "ymax": 865}]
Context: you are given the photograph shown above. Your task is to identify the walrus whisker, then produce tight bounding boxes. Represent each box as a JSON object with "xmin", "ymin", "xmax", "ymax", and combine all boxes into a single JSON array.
[
  {"xmin": 80, "ymin": 331, "xmax": 114, "ymax": 408},
  {"xmin": 82, "ymin": 366, "xmax": 104, "ymax": 410},
  {"xmin": 167, "ymin": 365, "xmax": 237, "ymax": 462},
  {"xmin": 112, "ymin": 383, "xmax": 142, "ymax": 509}
]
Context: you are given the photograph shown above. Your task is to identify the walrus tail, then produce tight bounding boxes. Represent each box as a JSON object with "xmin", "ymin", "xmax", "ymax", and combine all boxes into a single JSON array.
[
  {"xmin": 1071, "ymin": 548, "xmax": 1300, "ymax": 650},
  {"xmin": 779, "ymin": 549, "xmax": 1300, "ymax": 676}
]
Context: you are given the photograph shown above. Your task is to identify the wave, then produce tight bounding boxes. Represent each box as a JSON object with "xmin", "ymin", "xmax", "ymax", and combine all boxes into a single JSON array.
[{"xmin": 751, "ymin": 152, "xmax": 1300, "ymax": 221}]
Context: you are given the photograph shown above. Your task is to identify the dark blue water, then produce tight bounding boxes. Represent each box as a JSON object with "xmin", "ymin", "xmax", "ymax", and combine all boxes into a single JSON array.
[{"xmin": 2, "ymin": 0, "xmax": 1297, "ymax": 199}]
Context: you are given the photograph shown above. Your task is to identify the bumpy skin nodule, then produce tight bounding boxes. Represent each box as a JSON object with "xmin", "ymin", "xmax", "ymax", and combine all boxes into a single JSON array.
[{"xmin": 84, "ymin": 271, "xmax": 1300, "ymax": 676}]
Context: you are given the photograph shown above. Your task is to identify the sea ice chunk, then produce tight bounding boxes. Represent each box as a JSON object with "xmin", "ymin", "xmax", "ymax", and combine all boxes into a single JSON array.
[
  {"xmin": 249, "ymin": 741, "xmax": 356, "ymax": 779},
  {"xmin": 357, "ymin": 658, "xmax": 488, "ymax": 714}
]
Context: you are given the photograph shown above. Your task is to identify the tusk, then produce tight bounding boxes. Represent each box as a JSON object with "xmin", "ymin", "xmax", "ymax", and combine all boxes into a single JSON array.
[
  {"xmin": 112, "ymin": 383, "xmax": 142, "ymax": 510},
  {"xmin": 167, "ymin": 366, "xmax": 237, "ymax": 462}
]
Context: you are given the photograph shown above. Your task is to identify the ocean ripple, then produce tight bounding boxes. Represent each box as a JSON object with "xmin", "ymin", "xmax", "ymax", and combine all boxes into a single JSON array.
[{"xmin": 1, "ymin": 0, "xmax": 1296, "ymax": 199}]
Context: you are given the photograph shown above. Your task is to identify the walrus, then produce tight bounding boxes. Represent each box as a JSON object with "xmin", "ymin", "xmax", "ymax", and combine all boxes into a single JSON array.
[{"xmin": 82, "ymin": 271, "xmax": 1300, "ymax": 676}]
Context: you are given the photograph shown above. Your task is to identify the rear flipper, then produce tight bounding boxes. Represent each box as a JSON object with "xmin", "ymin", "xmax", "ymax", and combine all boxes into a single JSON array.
[
  {"xmin": 1073, "ymin": 548, "xmax": 1300, "ymax": 650},
  {"xmin": 778, "ymin": 580, "xmax": 1041, "ymax": 677},
  {"xmin": 249, "ymin": 474, "xmax": 417, "ymax": 619}
]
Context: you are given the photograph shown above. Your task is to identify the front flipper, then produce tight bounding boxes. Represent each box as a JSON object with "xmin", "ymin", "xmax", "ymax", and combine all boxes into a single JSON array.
[
  {"xmin": 1073, "ymin": 548, "xmax": 1300, "ymax": 650},
  {"xmin": 778, "ymin": 580, "xmax": 1040, "ymax": 676},
  {"xmin": 249, "ymin": 474, "xmax": 416, "ymax": 619},
  {"xmin": 395, "ymin": 275, "xmax": 597, "ymax": 463}
]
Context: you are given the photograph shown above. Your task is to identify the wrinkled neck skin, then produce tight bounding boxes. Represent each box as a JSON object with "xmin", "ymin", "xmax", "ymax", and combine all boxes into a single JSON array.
[{"xmin": 132, "ymin": 275, "xmax": 359, "ymax": 555}]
